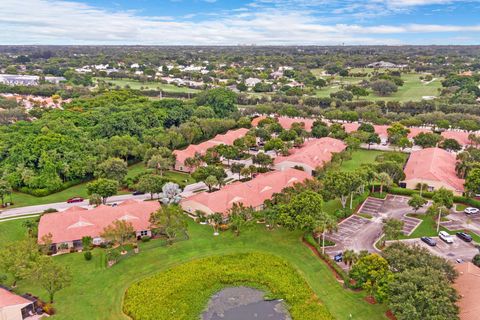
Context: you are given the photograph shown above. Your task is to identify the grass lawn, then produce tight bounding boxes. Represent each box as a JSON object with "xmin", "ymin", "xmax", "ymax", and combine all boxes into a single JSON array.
[
  {"xmin": 0, "ymin": 217, "xmax": 36, "ymax": 246},
  {"xmin": 340, "ymin": 150, "xmax": 391, "ymax": 171},
  {"xmin": 400, "ymin": 213, "xmax": 480, "ymax": 242},
  {"xmin": 94, "ymin": 77, "xmax": 200, "ymax": 94},
  {"xmin": 126, "ymin": 163, "xmax": 195, "ymax": 185},
  {"xmin": 3, "ymin": 220, "xmax": 387, "ymax": 320},
  {"xmin": 312, "ymin": 69, "xmax": 443, "ymax": 102},
  {"xmin": 8, "ymin": 164, "xmax": 193, "ymax": 209}
]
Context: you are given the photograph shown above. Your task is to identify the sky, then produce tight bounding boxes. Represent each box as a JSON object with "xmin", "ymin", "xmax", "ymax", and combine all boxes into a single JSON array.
[{"xmin": 1, "ymin": 0, "xmax": 480, "ymax": 45}]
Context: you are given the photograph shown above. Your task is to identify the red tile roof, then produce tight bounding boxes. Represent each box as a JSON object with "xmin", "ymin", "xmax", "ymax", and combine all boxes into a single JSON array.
[
  {"xmin": 182, "ymin": 168, "xmax": 311, "ymax": 215},
  {"xmin": 0, "ymin": 287, "xmax": 31, "ymax": 308},
  {"xmin": 454, "ymin": 262, "xmax": 480, "ymax": 320},
  {"xmin": 251, "ymin": 116, "xmax": 267, "ymax": 127},
  {"xmin": 173, "ymin": 128, "xmax": 249, "ymax": 164},
  {"xmin": 37, "ymin": 200, "xmax": 160, "ymax": 244},
  {"xmin": 407, "ymin": 127, "xmax": 432, "ymax": 139},
  {"xmin": 274, "ymin": 137, "xmax": 346, "ymax": 169},
  {"xmin": 403, "ymin": 147, "xmax": 464, "ymax": 192},
  {"xmin": 277, "ymin": 117, "xmax": 315, "ymax": 131},
  {"xmin": 441, "ymin": 131, "xmax": 474, "ymax": 146}
]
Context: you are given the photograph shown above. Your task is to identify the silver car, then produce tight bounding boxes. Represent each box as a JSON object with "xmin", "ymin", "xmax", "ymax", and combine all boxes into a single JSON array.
[{"xmin": 464, "ymin": 207, "xmax": 480, "ymax": 215}]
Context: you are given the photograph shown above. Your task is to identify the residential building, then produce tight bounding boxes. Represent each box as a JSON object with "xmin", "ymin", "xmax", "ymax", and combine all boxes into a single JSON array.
[
  {"xmin": 401, "ymin": 147, "xmax": 464, "ymax": 194},
  {"xmin": 441, "ymin": 130, "xmax": 477, "ymax": 147},
  {"xmin": 181, "ymin": 168, "xmax": 311, "ymax": 216},
  {"xmin": 245, "ymin": 77, "xmax": 262, "ymax": 87},
  {"xmin": 274, "ymin": 137, "xmax": 346, "ymax": 175},
  {"xmin": 173, "ymin": 128, "xmax": 249, "ymax": 172},
  {"xmin": 0, "ymin": 287, "xmax": 35, "ymax": 320},
  {"xmin": 37, "ymin": 200, "xmax": 160, "ymax": 252},
  {"xmin": 453, "ymin": 262, "xmax": 480, "ymax": 320},
  {"xmin": 277, "ymin": 116, "xmax": 315, "ymax": 131},
  {"xmin": 0, "ymin": 74, "xmax": 65, "ymax": 86}
]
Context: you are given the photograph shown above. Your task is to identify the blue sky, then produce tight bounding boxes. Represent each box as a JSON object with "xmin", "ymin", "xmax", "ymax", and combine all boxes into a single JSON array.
[{"xmin": 1, "ymin": 0, "xmax": 480, "ymax": 45}]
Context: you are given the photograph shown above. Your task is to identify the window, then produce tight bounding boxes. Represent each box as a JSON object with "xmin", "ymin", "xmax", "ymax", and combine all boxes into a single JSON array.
[{"xmin": 140, "ymin": 230, "xmax": 148, "ymax": 236}]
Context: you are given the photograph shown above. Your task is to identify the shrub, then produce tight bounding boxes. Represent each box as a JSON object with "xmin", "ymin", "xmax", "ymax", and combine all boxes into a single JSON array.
[
  {"xmin": 123, "ymin": 253, "xmax": 333, "ymax": 320},
  {"xmin": 141, "ymin": 236, "xmax": 151, "ymax": 242},
  {"xmin": 84, "ymin": 251, "xmax": 92, "ymax": 261},
  {"xmin": 473, "ymin": 254, "xmax": 480, "ymax": 267},
  {"xmin": 43, "ymin": 208, "xmax": 58, "ymax": 214},
  {"xmin": 42, "ymin": 303, "xmax": 56, "ymax": 315}
]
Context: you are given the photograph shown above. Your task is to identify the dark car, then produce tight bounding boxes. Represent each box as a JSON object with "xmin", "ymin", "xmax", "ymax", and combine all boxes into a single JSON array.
[
  {"xmin": 334, "ymin": 253, "xmax": 343, "ymax": 262},
  {"xmin": 421, "ymin": 236, "xmax": 437, "ymax": 246},
  {"xmin": 66, "ymin": 197, "xmax": 84, "ymax": 203},
  {"xmin": 132, "ymin": 190, "xmax": 145, "ymax": 196},
  {"xmin": 456, "ymin": 232, "xmax": 473, "ymax": 242}
]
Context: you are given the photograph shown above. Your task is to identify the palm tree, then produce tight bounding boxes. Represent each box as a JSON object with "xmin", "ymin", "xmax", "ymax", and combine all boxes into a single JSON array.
[
  {"xmin": 314, "ymin": 215, "xmax": 338, "ymax": 254},
  {"xmin": 377, "ymin": 172, "xmax": 392, "ymax": 194},
  {"xmin": 342, "ymin": 249, "xmax": 358, "ymax": 269},
  {"xmin": 210, "ymin": 212, "xmax": 223, "ymax": 236}
]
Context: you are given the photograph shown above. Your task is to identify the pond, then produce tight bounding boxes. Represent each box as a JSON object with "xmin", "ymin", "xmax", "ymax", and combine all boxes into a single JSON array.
[{"xmin": 201, "ymin": 286, "xmax": 291, "ymax": 320}]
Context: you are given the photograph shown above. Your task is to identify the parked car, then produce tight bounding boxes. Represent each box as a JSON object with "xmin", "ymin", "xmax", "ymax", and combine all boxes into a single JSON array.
[
  {"xmin": 66, "ymin": 197, "xmax": 84, "ymax": 203},
  {"xmin": 456, "ymin": 232, "xmax": 473, "ymax": 242},
  {"xmin": 132, "ymin": 190, "xmax": 145, "ymax": 196},
  {"xmin": 464, "ymin": 207, "xmax": 480, "ymax": 215},
  {"xmin": 421, "ymin": 236, "xmax": 437, "ymax": 246},
  {"xmin": 334, "ymin": 253, "xmax": 343, "ymax": 262},
  {"xmin": 439, "ymin": 231, "xmax": 454, "ymax": 244}
]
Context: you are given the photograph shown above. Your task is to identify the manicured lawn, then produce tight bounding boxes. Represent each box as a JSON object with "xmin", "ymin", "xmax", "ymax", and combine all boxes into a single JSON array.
[
  {"xmin": 5, "ymin": 220, "xmax": 388, "ymax": 320},
  {"xmin": 126, "ymin": 163, "xmax": 195, "ymax": 185},
  {"xmin": 8, "ymin": 164, "xmax": 193, "ymax": 209},
  {"xmin": 400, "ymin": 213, "xmax": 480, "ymax": 242},
  {"xmin": 340, "ymin": 150, "xmax": 389, "ymax": 171},
  {"xmin": 312, "ymin": 69, "xmax": 443, "ymax": 102},
  {"xmin": 0, "ymin": 217, "xmax": 36, "ymax": 247},
  {"xmin": 94, "ymin": 77, "xmax": 200, "ymax": 93}
]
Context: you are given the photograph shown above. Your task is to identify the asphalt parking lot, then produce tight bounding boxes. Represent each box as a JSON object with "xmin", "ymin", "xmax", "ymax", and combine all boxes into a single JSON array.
[{"xmin": 400, "ymin": 237, "xmax": 479, "ymax": 262}]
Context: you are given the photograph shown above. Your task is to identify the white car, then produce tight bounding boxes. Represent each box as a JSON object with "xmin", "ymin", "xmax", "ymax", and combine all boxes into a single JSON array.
[
  {"xmin": 439, "ymin": 231, "xmax": 454, "ymax": 244},
  {"xmin": 464, "ymin": 207, "xmax": 480, "ymax": 215}
]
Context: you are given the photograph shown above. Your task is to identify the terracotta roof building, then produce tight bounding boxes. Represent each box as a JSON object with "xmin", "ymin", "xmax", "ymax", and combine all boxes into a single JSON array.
[
  {"xmin": 441, "ymin": 131, "xmax": 476, "ymax": 147},
  {"xmin": 401, "ymin": 147, "xmax": 464, "ymax": 194},
  {"xmin": 181, "ymin": 168, "xmax": 311, "ymax": 216},
  {"xmin": 277, "ymin": 116, "xmax": 315, "ymax": 131},
  {"xmin": 0, "ymin": 287, "xmax": 35, "ymax": 320},
  {"xmin": 173, "ymin": 128, "xmax": 249, "ymax": 172},
  {"xmin": 37, "ymin": 200, "xmax": 160, "ymax": 252},
  {"xmin": 454, "ymin": 262, "xmax": 480, "ymax": 320},
  {"xmin": 274, "ymin": 137, "xmax": 346, "ymax": 175}
]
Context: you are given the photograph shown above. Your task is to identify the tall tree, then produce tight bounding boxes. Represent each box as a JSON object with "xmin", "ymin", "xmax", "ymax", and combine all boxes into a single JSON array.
[
  {"xmin": 149, "ymin": 204, "xmax": 188, "ymax": 244},
  {"xmin": 95, "ymin": 157, "xmax": 128, "ymax": 181},
  {"xmin": 87, "ymin": 178, "xmax": 119, "ymax": 204},
  {"xmin": 30, "ymin": 256, "xmax": 72, "ymax": 303}
]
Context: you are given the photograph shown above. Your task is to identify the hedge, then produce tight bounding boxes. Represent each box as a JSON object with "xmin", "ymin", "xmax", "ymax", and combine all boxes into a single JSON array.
[
  {"xmin": 303, "ymin": 234, "xmax": 351, "ymax": 288},
  {"xmin": 123, "ymin": 252, "xmax": 333, "ymax": 320}
]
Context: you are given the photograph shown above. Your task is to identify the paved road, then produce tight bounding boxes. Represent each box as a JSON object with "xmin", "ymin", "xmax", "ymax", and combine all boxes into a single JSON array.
[
  {"xmin": 0, "ymin": 181, "xmax": 210, "ymax": 220},
  {"xmin": 0, "ymin": 169, "xmax": 242, "ymax": 220}
]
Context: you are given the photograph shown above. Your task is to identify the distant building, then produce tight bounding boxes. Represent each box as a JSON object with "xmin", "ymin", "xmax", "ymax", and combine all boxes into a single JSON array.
[
  {"xmin": 245, "ymin": 77, "xmax": 262, "ymax": 87},
  {"xmin": 181, "ymin": 168, "xmax": 310, "ymax": 216},
  {"xmin": 401, "ymin": 147, "xmax": 464, "ymax": 194},
  {"xmin": 274, "ymin": 137, "xmax": 346, "ymax": 175},
  {"xmin": 367, "ymin": 61, "xmax": 407, "ymax": 68},
  {"xmin": 0, "ymin": 74, "xmax": 65, "ymax": 86},
  {"xmin": 173, "ymin": 128, "xmax": 249, "ymax": 172}
]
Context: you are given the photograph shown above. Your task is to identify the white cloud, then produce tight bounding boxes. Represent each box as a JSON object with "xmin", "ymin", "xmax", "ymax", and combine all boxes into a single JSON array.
[{"xmin": 0, "ymin": 0, "xmax": 478, "ymax": 45}]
